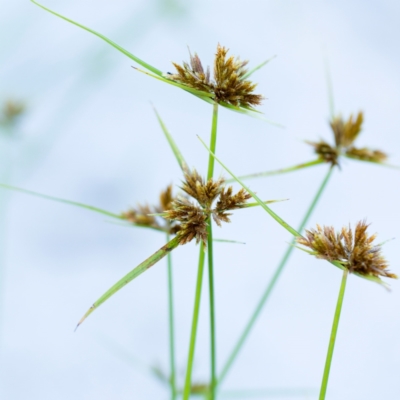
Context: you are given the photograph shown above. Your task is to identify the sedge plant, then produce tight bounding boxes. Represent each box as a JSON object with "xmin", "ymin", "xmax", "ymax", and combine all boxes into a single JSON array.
[
  {"xmin": 216, "ymin": 100, "xmax": 398, "ymax": 386},
  {"xmin": 8, "ymin": 2, "xmax": 395, "ymax": 399}
]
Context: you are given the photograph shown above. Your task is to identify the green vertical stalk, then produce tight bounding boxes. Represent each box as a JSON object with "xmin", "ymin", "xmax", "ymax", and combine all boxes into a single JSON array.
[
  {"xmin": 319, "ymin": 269, "xmax": 348, "ymax": 400},
  {"xmin": 207, "ymin": 223, "xmax": 216, "ymax": 400},
  {"xmin": 217, "ymin": 166, "xmax": 334, "ymax": 385},
  {"xmin": 207, "ymin": 102, "xmax": 219, "ymax": 180},
  {"xmin": 166, "ymin": 232, "xmax": 177, "ymax": 400},
  {"xmin": 183, "ymin": 243, "xmax": 206, "ymax": 400},
  {"xmin": 183, "ymin": 102, "xmax": 218, "ymax": 400},
  {"xmin": 207, "ymin": 102, "xmax": 219, "ymax": 400}
]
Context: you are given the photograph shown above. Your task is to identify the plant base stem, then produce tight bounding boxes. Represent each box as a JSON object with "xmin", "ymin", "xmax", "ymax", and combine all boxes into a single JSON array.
[
  {"xmin": 166, "ymin": 232, "xmax": 177, "ymax": 399},
  {"xmin": 319, "ymin": 269, "xmax": 348, "ymax": 400},
  {"xmin": 207, "ymin": 224, "xmax": 216, "ymax": 400},
  {"xmin": 183, "ymin": 243, "xmax": 206, "ymax": 400},
  {"xmin": 218, "ymin": 167, "xmax": 334, "ymax": 385}
]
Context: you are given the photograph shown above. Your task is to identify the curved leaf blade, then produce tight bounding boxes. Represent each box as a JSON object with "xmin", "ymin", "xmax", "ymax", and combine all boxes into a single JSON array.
[
  {"xmin": 241, "ymin": 55, "xmax": 277, "ymax": 80},
  {"xmin": 227, "ymin": 159, "xmax": 324, "ymax": 183},
  {"xmin": 0, "ymin": 183, "xmax": 122, "ymax": 220},
  {"xmin": 31, "ymin": 0, "xmax": 162, "ymax": 76},
  {"xmin": 76, "ymin": 235, "xmax": 182, "ymax": 329},
  {"xmin": 153, "ymin": 106, "xmax": 187, "ymax": 171}
]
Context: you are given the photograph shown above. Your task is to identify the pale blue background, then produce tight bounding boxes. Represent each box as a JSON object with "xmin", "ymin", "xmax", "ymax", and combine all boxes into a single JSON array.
[{"xmin": 1, "ymin": 1, "xmax": 399, "ymax": 399}]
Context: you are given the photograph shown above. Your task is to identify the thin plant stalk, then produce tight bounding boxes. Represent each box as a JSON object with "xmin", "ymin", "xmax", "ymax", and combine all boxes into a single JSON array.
[
  {"xmin": 229, "ymin": 159, "xmax": 324, "ymax": 182},
  {"xmin": 319, "ymin": 268, "xmax": 348, "ymax": 400},
  {"xmin": 207, "ymin": 102, "xmax": 219, "ymax": 400},
  {"xmin": 183, "ymin": 102, "xmax": 219, "ymax": 400},
  {"xmin": 207, "ymin": 102, "xmax": 219, "ymax": 180},
  {"xmin": 166, "ymin": 232, "xmax": 177, "ymax": 400},
  {"xmin": 217, "ymin": 166, "xmax": 334, "ymax": 385},
  {"xmin": 207, "ymin": 223, "xmax": 216, "ymax": 400},
  {"xmin": 183, "ymin": 243, "xmax": 206, "ymax": 400}
]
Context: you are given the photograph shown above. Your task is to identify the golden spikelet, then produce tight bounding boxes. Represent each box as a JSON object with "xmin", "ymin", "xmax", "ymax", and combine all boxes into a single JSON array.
[
  {"xmin": 296, "ymin": 221, "xmax": 397, "ymax": 279},
  {"xmin": 121, "ymin": 185, "xmax": 178, "ymax": 233},
  {"xmin": 1, "ymin": 99, "xmax": 25, "ymax": 126},
  {"xmin": 345, "ymin": 147, "xmax": 388, "ymax": 163},
  {"xmin": 308, "ymin": 111, "xmax": 388, "ymax": 166},
  {"xmin": 331, "ymin": 112, "xmax": 363, "ymax": 148},
  {"xmin": 163, "ymin": 168, "xmax": 251, "ymax": 246},
  {"xmin": 168, "ymin": 44, "xmax": 263, "ymax": 108},
  {"xmin": 307, "ymin": 140, "xmax": 339, "ymax": 165}
]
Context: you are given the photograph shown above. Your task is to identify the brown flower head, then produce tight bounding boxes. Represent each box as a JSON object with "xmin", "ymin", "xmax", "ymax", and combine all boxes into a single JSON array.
[
  {"xmin": 345, "ymin": 147, "xmax": 388, "ymax": 163},
  {"xmin": 331, "ymin": 112, "xmax": 363, "ymax": 148},
  {"xmin": 121, "ymin": 185, "xmax": 179, "ymax": 233},
  {"xmin": 307, "ymin": 140, "xmax": 339, "ymax": 165},
  {"xmin": 163, "ymin": 168, "xmax": 251, "ymax": 246},
  {"xmin": 296, "ymin": 221, "xmax": 397, "ymax": 279},
  {"xmin": 168, "ymin": 44, "xmax": 263, "ymax": 108},
  {"xmin": 1, "ymin": 99, "xmax": 25, "ymax": 126},
  {"xmin": 309, "ymin": 111, "xmax": 388, "ymax": 167}
]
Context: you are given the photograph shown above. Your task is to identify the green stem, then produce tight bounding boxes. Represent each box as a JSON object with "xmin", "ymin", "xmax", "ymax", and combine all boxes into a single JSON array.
[
  {"xmin": 166, "ymin": 232, "xmax": 177, "ymax": 400},
  {"xmin": 207, "ymin": 224, "xmax": 216, "ymax": 400},
  {"xmin": 207, "ymin": 102, "xmax": 219, "ymax": 181},
  {"xmin": 183, "ymin": 243, "xmax": 206, "ymax": 400},
  {"xmin": 207, "ymin": 102, "xmax": 219, "ymax": 400},
  {"xmin": 228, "ymin": 159, "xmax": 324, "ymax": 182},
  {"xmin": 217, "ymin": 167, "xmax": 334, "ymax": 385},
  {"xmin": 319, "ymin": 269, "xmax": 348, "ymax": 400},
  {"xmin": 183, "ymin": 102, "xmax": 219, "ymax": 399}
]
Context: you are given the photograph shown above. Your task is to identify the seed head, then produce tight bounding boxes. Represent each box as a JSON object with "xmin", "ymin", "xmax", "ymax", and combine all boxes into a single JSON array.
[
  {"xmin": 168, "ymin": 44, "xmax": 263, "ymax": 108},
  {"xmin": 164, "ymin": 198, "xmax": 208, "ymax": 245},
  {"xmin": 331, "ymin": 112, "xmax": 363, "ymax": 148},
  {"xmin": 307, "ymin": 140, "xmax": 339, "ymax": 165},
  {"xmin": 345, "ymin": 147, "xmax": 388, "ymax": 163},
  {"xmin": 296, "ymin": 221, "xmax": 397, "ymax": 279},
  {"xmin": 121, "ymin": 185, "xmax": 179, "ymax": 233},
  {"xmin": 308, "ymin": 111, "xmax": 388, "ymax": 167},
  {"xmin": 213, "ymin": 187, "xmax": 252, "ymax": 226},
  {"xmin": 164, "ymin": 168, "xmax": 251, "ymax": 246},
  {"xmin": 181, "ymin": 168, "xmax": 224, "ymax": 208},
  {"xmin": 1, "ymin": 99, "xmax": 25, "ymax": 126}
]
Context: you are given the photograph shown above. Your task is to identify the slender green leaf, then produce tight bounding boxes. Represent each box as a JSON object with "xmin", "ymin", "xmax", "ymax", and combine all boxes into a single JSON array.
[
  {"xmin": 31, "ymin": 0, "xmax": 162, "ymax": 76},
  {"xmin": 213, "ymin": 239, "xmax": 246, "ymax": 245},
  {"xmin": 133, "ymin": 67, "xmax": 214, "ymax": 98},
  {"xmin": 153, "ymin": 106, "xmax": 187, "ymax": 171},
  {"xmin": 219, "ymin": 101, "xmax": 284, "ymax": 126},
  {"xmin": 241, "ymin": 55, "xmax": 277, "ymax": 80},
  {"xmin": 228, "ymin": 159, "xmax": 324, "ymax": 182},
  {"xmin": 197, "ymin": 136, "xmax": 387, "ymax": 287},
  {"xmin": 241, "ymin": 198, "xmax": 289, "ymax": 208},
  {"xmin": 343, "ymin": 154, "xmax": 400, "ymax": 170},
  {"xmin": 76, "ymin": 235, "xmax": 182, "ymax": 328},
  {"xmin": 0, "ymin": 183, "xmax": 122, "ymax": 220}
]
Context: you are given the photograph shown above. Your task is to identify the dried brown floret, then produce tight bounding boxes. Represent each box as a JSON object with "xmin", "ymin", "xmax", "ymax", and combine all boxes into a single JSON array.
[
  {"xmin": 296, "ymin": 221, "xmax": 397, "ymax": 279},
  {"xmin": 345, "ymin": 147, "xmax": 388, "ymax": 163},
  {"xmin": 168, "ymin": 44, "xmax": 263, "ymax": 108},
  {"xmin": 121, "ymin": 204, "xmax": 159, "ymax": 227},
  {"xmin": 181, "ymin": 168, "xmax": 224, "ymax": 208},
  {"xmin": 0, "ymin": 100, "xmax": 25, "ymax": 126},
  {"xmin": 190, "ymin": 382, "xmax": 209, "ymax": 395},
  {"xmin": 213, "ymin": 187, "xmax": 252, "ymax": 226},
  {"xmin": 164, "ymin": 198, "xmax": 208, "ymax": 245},
  {"xmin": 162, "ymin": 169, "xmax": 251, "ymax": 245},
  {"xmin": 158, "ymin": 184, "xmax": 174, "ymax": 212},
  {"xmin": 121, "ymin": 185, "xmax": 178, "ymax": 233},
  {"xmin": 330, "ymin": 112, "xmax": 363, "ymax": 148},
  {"xmin": 307, "ymin": 140, "xmax": 339, "ymax": 165}
]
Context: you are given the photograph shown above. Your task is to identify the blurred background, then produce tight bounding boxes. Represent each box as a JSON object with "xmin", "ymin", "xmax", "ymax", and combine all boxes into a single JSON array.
[{"xmin": 1, "ymin": 0, "xmax": 400, "ymax": 399}]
